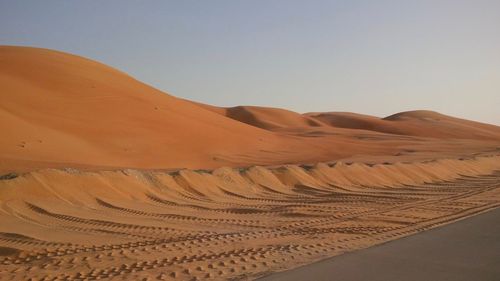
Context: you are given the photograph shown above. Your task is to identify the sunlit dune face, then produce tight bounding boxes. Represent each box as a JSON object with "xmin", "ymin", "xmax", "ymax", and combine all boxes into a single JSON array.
[{"xmin": 1, "ymin": 47, "xmax": 500, "ymax": 174}]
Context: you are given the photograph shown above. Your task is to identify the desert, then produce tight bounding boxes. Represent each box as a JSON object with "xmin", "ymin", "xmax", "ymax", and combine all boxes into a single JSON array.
[{"xmin": 1, "ymin": 45, "xmax": 500, "ymax": 280}]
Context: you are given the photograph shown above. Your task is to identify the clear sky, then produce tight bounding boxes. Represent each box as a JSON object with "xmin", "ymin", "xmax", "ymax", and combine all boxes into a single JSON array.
[{"xmin": 1, "ymin": 0, "xmax": 499, "ymax": 124}]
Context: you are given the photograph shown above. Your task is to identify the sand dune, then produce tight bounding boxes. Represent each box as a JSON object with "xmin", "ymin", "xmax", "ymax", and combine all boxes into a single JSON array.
[
  {"xmin": 308, "ymin": 110, "xmax": 500, "ymax": 139},
  {"xmin": 1, "ymin": 46, "xmax": 500, "ymax": 281},
  {"xmin": 0, "ymin": 47, "xmax": 328, "ymax": 173},
  {"xmin": 198, "ymin": 104, "xmax": 326, "ymax": 130},
  {"xmin": 203, "ymin": 104, "xmax": 500, "ymax": 140},
  {"xmin": 2, "ymin": 46, "xmax": 499, "ymax": 174},
  {"xmin": 0, "ymin": 46, "xmax": 317, "ymax": 172},
  {"xmin": 199, "ymin": 103, "xmax": 500, "ymax": 140}
]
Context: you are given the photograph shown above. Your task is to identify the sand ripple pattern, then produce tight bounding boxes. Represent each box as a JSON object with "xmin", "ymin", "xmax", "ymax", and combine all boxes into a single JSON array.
[{"xmin": 0, "ymin": 156, "xmax": 500, "ymax": 280}]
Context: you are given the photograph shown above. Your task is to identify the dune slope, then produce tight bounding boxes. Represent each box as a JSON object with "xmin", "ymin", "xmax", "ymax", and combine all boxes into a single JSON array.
[
  {"xmin": 308, "ymin": 110, "xmax": 500, "ymax": 139},
  {"xmin": 1, "ymin": 46, "xmax": 499, "ymax": 174},
  {"xmin": 201, "ymin": 104, "xmax": 500, "ymax": 140},
  {"xmin": 0, "ymin": 46, "xmax": 319, "ymax": 172},
  {"xmin": 1, "ymin": 46, "xmax": 500, "ymax": 281}
]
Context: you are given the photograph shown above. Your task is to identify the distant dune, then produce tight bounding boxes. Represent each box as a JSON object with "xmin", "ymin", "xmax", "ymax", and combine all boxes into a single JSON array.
[
  {"xmin": 203, "ymin": 105, "xmax": 500, "ymax": 140},
  {"xmin": 307, "ymin": 110, "xmax": 500, "ymax": 139},
  {"xmin": 1, "ymin": 46, "xmax": 500, "ymax": 174},
  {"xmin": 197, "ymin": 103, "xmax": 325, "ymax": 130}
]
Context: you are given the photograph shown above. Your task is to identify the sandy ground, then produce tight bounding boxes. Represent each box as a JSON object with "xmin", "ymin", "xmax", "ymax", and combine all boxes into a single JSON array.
[
  {"xmin": 1, "ymin": 46, "xmax": 500, "ymax": 280},
  {"xmin": 1, "ymin": 156, "xmax": 500, "ymax": 280},
  {"xmin": 258, "ymin": 207, "xmax": 500, "ymax": 281}
]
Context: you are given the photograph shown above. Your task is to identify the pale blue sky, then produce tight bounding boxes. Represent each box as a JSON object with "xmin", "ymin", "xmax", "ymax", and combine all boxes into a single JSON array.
[{"xmin": 1, "ymin": 1, "xmax": 499, "ymax": 124}]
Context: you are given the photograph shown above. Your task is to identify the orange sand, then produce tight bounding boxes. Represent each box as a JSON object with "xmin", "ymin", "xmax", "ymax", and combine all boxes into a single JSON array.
[
  {"xmin": 1, "ymin": 46, "xmax": 500, "ymax": 173},
  {"xmin": 1, "ymin": 156, "xmax": 500, "ymax": 280},
  {"xmin": 1, "ymin": 46, "xmax": 500, "ymax": 280}
]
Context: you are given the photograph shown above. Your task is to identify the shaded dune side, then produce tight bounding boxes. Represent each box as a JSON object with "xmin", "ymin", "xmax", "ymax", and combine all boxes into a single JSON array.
[{"xmin": 1, "ymin": 156, "xmax": 499, "ymax": 219}]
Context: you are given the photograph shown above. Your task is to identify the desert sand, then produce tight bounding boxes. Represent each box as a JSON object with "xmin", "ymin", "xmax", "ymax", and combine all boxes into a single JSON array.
[
  {"xmin": 2, "ymin": 46, "xmax": 500, "ymax": 174},
  {"xmin": 1, "ymin": 46, "xmax": 500, "ymax": 280}
]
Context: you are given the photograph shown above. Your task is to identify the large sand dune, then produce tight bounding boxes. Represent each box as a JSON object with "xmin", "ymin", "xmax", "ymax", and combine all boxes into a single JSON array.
[
  {"xmin": 0, "ymin": 46, "xmax": 325, "ymax": 172},
  {"xmin": 1, "ymin": 46, "xmax": 500, "ymax": 280},
  {"xmin": 2, "ymin": 46, "xmax": 500, "ymax": 173}
]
